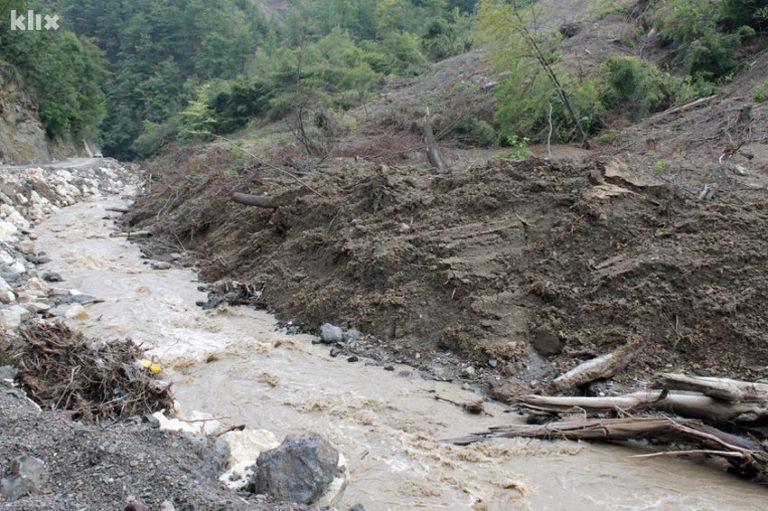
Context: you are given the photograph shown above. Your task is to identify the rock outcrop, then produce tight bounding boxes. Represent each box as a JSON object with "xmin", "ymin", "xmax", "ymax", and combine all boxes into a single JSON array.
[{"xmin": 0, "ymin": 69, "xmax": 50, "ymax": 164}]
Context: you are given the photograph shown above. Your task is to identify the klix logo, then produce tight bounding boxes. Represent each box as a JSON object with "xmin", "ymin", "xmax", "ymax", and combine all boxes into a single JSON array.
[{"xmin": 10, "ymin": 9, "xmax": 60, "ymax": 31}]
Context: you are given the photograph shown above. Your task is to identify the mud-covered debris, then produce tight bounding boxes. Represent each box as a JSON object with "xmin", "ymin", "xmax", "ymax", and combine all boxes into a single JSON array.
[
  {"xmin": 0, "ymin": 322, "xmax": 173, "ymax": 423},
  {"xmin": 531, "ymin": 328, "xmax": 564, "ymax": 356}
]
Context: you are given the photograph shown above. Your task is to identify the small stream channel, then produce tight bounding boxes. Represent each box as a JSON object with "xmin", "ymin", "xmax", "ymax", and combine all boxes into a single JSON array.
[{"xmin": 33, "ymin": 193, "xmax": 768, "ymax": 510}]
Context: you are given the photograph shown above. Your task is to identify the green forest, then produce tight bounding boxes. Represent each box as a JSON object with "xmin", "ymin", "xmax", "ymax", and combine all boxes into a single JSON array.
[
  {"xmin": 1, "ymin": 0, "xmax": 767, "ymax": 159},
  {"xmin": 1, "ymin": 0, "xmax": 476, "ymax": 159}
]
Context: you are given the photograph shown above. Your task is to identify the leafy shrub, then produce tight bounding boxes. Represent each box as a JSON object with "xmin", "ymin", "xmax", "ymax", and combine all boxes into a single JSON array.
[
  {"xmin": 651, "ymin": 0, "xmax": 761, "ymax": 80},
  {"xmin": 497, "ymin": 134, "xmax": 529, "ymax": 161},
  {"xmin": 653, "ymin": 159, "xmax": 670, "ymax": 173},
  {"xmin": 595, "ymin": 128, "xmax": 620, "ymax": 146},
  {"xmin": 453, "ymin": 118, "xmax": 498, "ymax": 147},
  {"xmin": 361, "ymin": 32, "xmax": 427, "ymax": 76},
  {"xmin": 133, "ymin": 117, "xmax": 183, "ymax": 159},
  {"xmin": 755, "ymin": 81, "xmax": 768, "ymax": 103},
  {"xmin": 600, "ymin": 56, "xmax": 681, "ymax": 121}
]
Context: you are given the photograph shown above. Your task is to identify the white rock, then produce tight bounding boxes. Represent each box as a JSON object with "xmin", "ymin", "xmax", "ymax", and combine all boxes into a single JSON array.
[
  {"xmin": 24, "ymin": 302, "xmax": 50, "ymax": 314},
  {"xmin": 18, "ymin": 289, "xmax": 47, "ymax": 301},
  {"xmin": 316, "ymin": 453, "xmax": 349, "ymax": 508},
  {"xmin": 152, "ymin": 410, "xmax": 221, "ymax": 435},
  {"xmin": 10, "ymin": 261, "xmax": 26, "ymax": 274},
  {"xmin": 29, "ymin": 191, "xmax": 47, "ymax": 206},
  {"xmin": 0, "ymin": 305, "xmax": 30, "ymax": 329},
  {"xmin": 17, "ymin": 240, "xmax": 35, "ymax": 255},
  {"xmin": 0, "ymin": 221, "xmax": 18, "ymax": 242},
  {"xmin": 0, "ymin": 251, "xmax": 14, "ymax": 265},
  {"xmin": 26, "ymin": 278, "xmax": 49, "ymax": 293},
  {"xmin": 0, "ymin": 205, "xmax": 30, "ymax": 230},
  {"xmin": 0, "ymin": 290, "xmax": 16, "ymax": 304}
]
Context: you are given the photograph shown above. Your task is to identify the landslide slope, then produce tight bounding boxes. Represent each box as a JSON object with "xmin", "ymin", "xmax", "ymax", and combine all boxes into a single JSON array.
[{"xmin": 127, "ymin": 150, "xmax": 768, "ymax": 386}]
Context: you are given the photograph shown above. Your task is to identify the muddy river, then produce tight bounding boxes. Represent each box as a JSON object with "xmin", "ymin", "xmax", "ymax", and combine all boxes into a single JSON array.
[{"xmin": 34, "ymin": 194, "xmax": 768, "ymax": 510}]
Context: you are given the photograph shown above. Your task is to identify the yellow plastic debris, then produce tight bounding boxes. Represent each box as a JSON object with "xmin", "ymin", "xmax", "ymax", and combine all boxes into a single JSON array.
[{"xmin": 139, "ymin": 358, "xmax": 163, "ymax": 374}]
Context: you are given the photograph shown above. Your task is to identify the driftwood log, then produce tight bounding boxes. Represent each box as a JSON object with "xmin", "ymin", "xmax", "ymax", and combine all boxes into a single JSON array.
[
  {"xmin": 549, "ymin": 342, "xmax": 637, "ymax": 392},
  {"xmin": 653, "ymin": 373, "xmax": 768, "ymax": 402},
  {"xmin": 519, "ymin": 391, "xmax": 768, "ymax": 423},
  {"xmin": 448, "ymin": 417, "xmax": 768, "ymax": 479},
  {"xmin": 231, "ymin": 192, "xmax": 283, "ymax": 209},
  {"xmin": 450, "ymin": 373, "xmax": 768, "ymax": 483}
]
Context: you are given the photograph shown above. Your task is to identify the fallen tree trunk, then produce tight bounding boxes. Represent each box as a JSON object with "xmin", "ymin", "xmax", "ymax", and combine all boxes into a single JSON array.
[
  {"xmin": 448, "ymin": 417, "xmax": 768, "ymax": 479},
  {"xmin": 231, "ymin": 193, "xmax": 283, "ymax": 209},
  {"xmin": 519, "ymin": 391, "xmax": 768, "ymax": 423},
  {"xmin": 655, "ymin": 95, "xmax": 717, "ymax": 119},
  {"xmin": 653, "ymin": 373, "xmax": 768, "ymax": 402},
  {"xmin": 549, "ymin": 342, "xmax": 636, "ymax": 392}
]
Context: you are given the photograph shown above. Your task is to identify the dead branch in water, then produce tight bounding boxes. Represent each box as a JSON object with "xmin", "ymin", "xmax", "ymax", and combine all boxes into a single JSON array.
[
  {"xmin": 449, "ymin": 371, "xmax": 768, "ymax": 484},
  {"xmin": 448, "ymin": 416, "xmax": 768, "ymax": 479},
  {"xmin": 518, "ymin": 391, "xmax": 768, "ymax": 423}
]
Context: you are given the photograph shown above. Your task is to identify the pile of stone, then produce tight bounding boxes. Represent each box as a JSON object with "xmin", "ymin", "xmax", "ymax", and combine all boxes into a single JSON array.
[{"xmin": 0, "ymin": 160, "xmax": 136, "ymax": 333}]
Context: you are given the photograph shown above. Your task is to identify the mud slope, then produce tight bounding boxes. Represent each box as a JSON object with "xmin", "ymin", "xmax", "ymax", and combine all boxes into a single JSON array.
[{"xmin": 128, "ymin": 151, "xmax": 768, "ymax": 386}]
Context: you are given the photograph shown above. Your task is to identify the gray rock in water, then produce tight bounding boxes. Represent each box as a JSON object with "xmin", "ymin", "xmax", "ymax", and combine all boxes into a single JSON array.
[
  {"xmin": 319, "ymin": 323, "xmax": 344, "ymax": 344},
  {"xmin": 249, "ymin": 433, "xmax": 339, "ymax": 505},
  {"xmin": 151, "ymin": 262, "xmax": 172, "ymax": 271},
  {"xmin": 69, "ymin": 294, "xmax": 98, "ymax": 304},
  {"xmin": 41, "ymin": 272, "xmax": 63, "ymax": 283},
  {"xmin": 1, "ymin": 455, "xmax": 46, "ymax": 501}
]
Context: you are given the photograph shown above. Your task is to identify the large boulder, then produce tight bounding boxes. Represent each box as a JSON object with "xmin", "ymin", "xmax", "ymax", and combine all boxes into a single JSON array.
[{"xmin": 248, "ymin": 433, "xmax": 339, "ymax": 505}]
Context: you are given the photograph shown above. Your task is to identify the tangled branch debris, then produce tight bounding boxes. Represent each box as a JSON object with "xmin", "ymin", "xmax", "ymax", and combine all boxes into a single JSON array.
[
  {"xmin": 450, "ymin": 373, "xmax": 768, "ymax": 483},
  {"xmin": 1, "ymin": 323, "xmax": 173, "ymax": 423}
]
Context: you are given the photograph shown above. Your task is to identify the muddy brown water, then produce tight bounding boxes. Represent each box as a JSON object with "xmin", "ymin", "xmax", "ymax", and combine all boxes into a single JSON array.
[{"xmin": 33, "ymin": 195, "xmax": 768, "ymax": 510}]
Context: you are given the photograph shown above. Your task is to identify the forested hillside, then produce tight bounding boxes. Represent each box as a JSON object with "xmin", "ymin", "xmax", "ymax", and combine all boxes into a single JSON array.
[
  {"xmin": 0, "ymin": 0, "xmax": 105, "ymax": 143},
  {"xmin": 1, "ymin": 0, "xmax": 476, "ymax": 159},
  {"xmin": 3, "ymin": 0, "xmax": 768, "ymax": 160}
]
